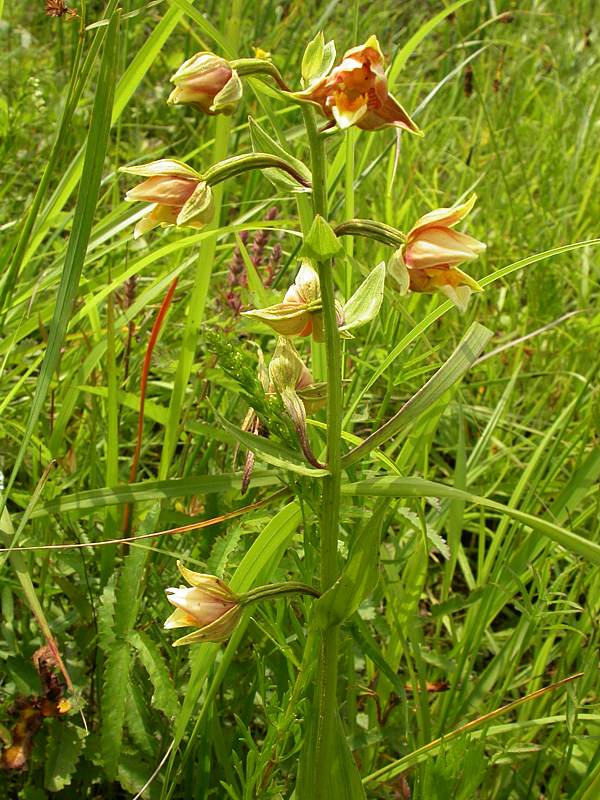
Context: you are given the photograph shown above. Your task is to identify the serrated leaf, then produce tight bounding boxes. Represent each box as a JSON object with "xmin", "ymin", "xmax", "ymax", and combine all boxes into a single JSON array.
[
  {"xmin": 341, "ymin": 262, "xmax": 385, "ymax": 331},
  {"xmin": 207, "ymin": 526, "xmax": 243, "ymax": 576},
  {"xmin": 302, "ymin": 215, "xmax": 343, "ymax": 261},
  {"xmin": 101, "ymin": 641, "xmax": 131, "ymax": 780},
  {"xmin": 44, "ymin": 720, "xmax": 87, "ymax": 792},
  {"xmin": 97, "ymin": 575, "xmax": 117, "ymax": 652},
  {"xmin": 248, "ymin": 116, "xmax": 312, "ymax": 193},
  {"xmin": 130, "ymin": 630, "xmax": 180, "ymax": 719}
]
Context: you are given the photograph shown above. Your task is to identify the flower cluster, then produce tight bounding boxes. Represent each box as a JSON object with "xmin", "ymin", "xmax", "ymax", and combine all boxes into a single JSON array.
[{"xmin": 134, "ymin": 31, "xmax": 488, "ymax": 645}]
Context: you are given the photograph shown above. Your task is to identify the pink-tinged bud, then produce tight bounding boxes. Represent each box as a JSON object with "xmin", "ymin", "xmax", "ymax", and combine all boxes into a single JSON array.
[
  {"xmin": 297, "ymin": 35, "xmax": 421, "ymax": 134},
  {"xmin": 164, "ymin": 561, "xmax": 241, "ymax": 646},
  {"xmin": 401, "ymin": 194, "xmax": 486, "ymax": 270},
  {"xmin": 168, "ymin": 52, "xmax": 242, "ymax": 115},
  {"xmin": 121, "ymin": 159, "xmax": 214, "ymax": 238}
]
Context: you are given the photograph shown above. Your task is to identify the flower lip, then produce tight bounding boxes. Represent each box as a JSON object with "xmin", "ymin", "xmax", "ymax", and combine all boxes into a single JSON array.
[{"xmin": 296, "ymin": 35, "xmax": 421, "ymax": 134}]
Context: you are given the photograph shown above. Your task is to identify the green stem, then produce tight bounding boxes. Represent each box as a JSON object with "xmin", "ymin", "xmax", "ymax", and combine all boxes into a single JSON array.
[
  {"xmin": 203, "ymin": 152, "xmax": 311, "ymax": 189},
  {"xmin": 303, "ymin": 104, "xmax": 343, "ymax": 793},
  {"xmin": 241, "ymin": 582, "xmax": 321, "ymax": 604},
  {"xmin": 335, "ymin": 218, "xmax": 406, "ymax": 248},
  {"xmin": 230, "ymin": 58, "xmax": 292, "ymax": 92}
]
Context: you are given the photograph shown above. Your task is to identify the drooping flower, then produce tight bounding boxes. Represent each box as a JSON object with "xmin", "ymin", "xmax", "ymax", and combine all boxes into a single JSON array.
[
  {"xmin": 121, "ymin": 159, "xmax": 214, "ymax": 238},
  {"xmin": 388, "ymin": 195, "xmax": 486, "ymax": 312},
  {"xmin": 297, "ymin": 35, "xmax": 421, "ymax": 133},
  {"xmin": 243, "ymin": 262, "xmax": 339, "ymax": 340},
  {"xmin": 164, "ymin": 561, "xmax": 241, "ymax": 646},
  {"xmin": 268, "ymin": 337, "xmax": 326, "ymax": 468},
  {"xmin": 402, "ymin": 194, "xmax": 486, "ymax": 270},
  {"xmin": 168, "ymin": 52, "xmax": 242, "ymax": 115}
]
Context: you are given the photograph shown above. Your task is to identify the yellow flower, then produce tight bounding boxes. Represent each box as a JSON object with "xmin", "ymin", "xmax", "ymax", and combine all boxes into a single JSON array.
[
  {"xmin": 164, "ymin": 561, "xmax": 241, "ymax": 646},
  {"xmin": 243, "ymin": 263, "xmax": 344, "ymax": 341},
  {"xmin": 298, "ymin": 35, "xmax": 421, "ymax": 133}
]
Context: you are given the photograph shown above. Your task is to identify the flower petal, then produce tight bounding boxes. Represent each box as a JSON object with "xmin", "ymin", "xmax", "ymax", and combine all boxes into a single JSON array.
[
  {"xmin": 120, "ymin": 159, "xmax": 200, "ymax": 179},
  {"xmin": 408, "ymin": 194, "xmax": 478, "ymax": 238}
]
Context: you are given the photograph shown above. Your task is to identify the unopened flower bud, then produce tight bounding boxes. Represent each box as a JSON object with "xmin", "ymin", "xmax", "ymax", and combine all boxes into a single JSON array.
[
  {"xmin": 266, "ymin": 339, "xmax": 325, "ymax": 468},
  {"xmin": 121, "ymin": 159, "xmax": 214, "ymax": 238},
  {"xmin": 168, "ymin": 52, "xmax": 242, "ymax": 115},
  {"xmin": 164, "ymin": 561, "xmax": 241, "ymax": 646}
]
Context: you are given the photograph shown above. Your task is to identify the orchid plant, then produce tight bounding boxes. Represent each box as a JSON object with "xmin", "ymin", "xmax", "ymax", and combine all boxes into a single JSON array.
[{"xmin": 122, "ymin": 30, "xmax": 488, "ymax": 800}]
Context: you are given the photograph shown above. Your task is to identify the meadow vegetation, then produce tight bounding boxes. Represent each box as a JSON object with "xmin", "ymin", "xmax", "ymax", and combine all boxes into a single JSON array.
[{"xmin": 0, "ymin": 1, "xmax": 599, "ymax": 798}]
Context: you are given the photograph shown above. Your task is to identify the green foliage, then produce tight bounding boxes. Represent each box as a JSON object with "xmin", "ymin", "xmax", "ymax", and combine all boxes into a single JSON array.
[
  {"xmin": 43, "ymin": 720, "xmax": 87, "ymax": 793},
  {"xmin": 1, "ymin": 1, "xmax": 599, "ymax": 798}
]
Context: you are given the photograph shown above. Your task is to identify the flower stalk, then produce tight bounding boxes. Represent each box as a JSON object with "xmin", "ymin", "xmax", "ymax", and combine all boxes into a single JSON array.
[{"xmin": 302, "ymin": 103, "xmax": 344, "ymax": 789}]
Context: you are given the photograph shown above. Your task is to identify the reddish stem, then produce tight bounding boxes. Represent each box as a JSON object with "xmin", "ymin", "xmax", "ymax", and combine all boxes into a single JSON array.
[{"xmin": 122, "ymin": 276, "xmax": 179, "ymax": 534}]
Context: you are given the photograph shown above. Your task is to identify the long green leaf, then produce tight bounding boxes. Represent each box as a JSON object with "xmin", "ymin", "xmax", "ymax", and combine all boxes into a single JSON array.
[
  {"xmin": 388, "ymin": 0, "xmax": 473, "ymax": 87},
  {"xmin": 1, "ymin": 11, "xmax": 120, "ymax": 523},
  {"xmin": 341, "ymin": 477, "xmax": 600, "ymax": 565},
  {"xmin": 343, "ymin": 322, "xmax": 493, "ymax": 467},
  {"xmin": 216, "ymin": 413, "xmax": 328, "ymax": 477},
  {"xmin": 26, "ymin": 472, "xmax": 279, "ymax": 521}
]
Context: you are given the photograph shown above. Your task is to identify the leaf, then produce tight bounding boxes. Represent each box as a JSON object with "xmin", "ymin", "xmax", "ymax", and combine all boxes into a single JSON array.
[
  {"xmin": 100, "ymin": 503, "xmax": 160, "ymax": 779},
  {"xmin": 298, "ymin": 709, "xmax": 366, "ymax": 800},
  {"xmin": 343, "ymin": 322, "xmax": 493, "ymax": 467},
  {"xmin": 130, "ymin": 630, "xmax": 180, "ymax": 719},
  {"xmin": 301, "ymin": 31, "xmax": 336, "ymax": 87},
  {"xmin": 387, "ymin": 0, "xmax": 473, "ymax": 88},
  {"xmin": 97, "ymin": 575, "xmax": 117, "ymax": 652},
  {"xmin": 207, "ymin": 526, "xmax": 243, "ymax": 577},
  {"xmin": 215, "ymin": 411, "xmax": 328, "ymax": 477},
  {"xmin": 1, "ymin": 10, "xmax": 120, "ymax": 521},
  {"xmin": 101, "ymin": 641, "xmax": 131, "ymax": 781},
  {"xmin": 340, "ymin": 477, "xmax": 600, "ymax": 566},
  {"xmin": 28, "ymin": 471, "xmax": 279, "ymax": 520},
  {"xmin": 316, "ymin": 502, "xmax": 387, "ymax": 628},
  {"xmin": 302, "ymin": 215, "xmax": 343, "ymax": 261},
  {"xmin": 340, "ymin": 262, "xmax": 385, "ymax": 331},
  {"xmin": 44, "ymin": 720, "xmax": 87, "ymax": 792},
  {"xmin": 248, "ymin": 116, "xmax": 312, "ymax": 193}
]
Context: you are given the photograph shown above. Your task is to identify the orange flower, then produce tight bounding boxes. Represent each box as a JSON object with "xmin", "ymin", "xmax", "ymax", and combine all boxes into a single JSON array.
[
  {"xmin": 164, "ymin": 562, "xmax": 241, "ymax": 646},
  {"xmin": 406, "ymin": 265, "xmax": 483, "ymax": 313},
  {"xmin": 122, "ymin": 159, "xmax": 214, "ymax": 238},
  {"xmin": 298, "ymin": 35, "xmax": 421, "ymax": 133}
]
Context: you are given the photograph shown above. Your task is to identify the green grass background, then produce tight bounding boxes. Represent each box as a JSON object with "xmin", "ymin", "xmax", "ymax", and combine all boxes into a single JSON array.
[{"xmin": 0, "ymin": 1, "xmax": 599, "ymax": 797}]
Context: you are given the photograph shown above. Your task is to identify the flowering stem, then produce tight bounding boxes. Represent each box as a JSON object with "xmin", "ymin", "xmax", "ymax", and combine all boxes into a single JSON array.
[
  {"xmin": 335, "ymin": 218, "xmax": 406, "ymax": 248},
  {"xmin": 241, "ymin": 582, "xmax": 321, "ymax": 604},
  {"xmin": 302, "ymin": 104, "xmax": 343, "ymax": 791},
  {"xmin": 203, "ymin": 152, "xmax": 311, "ymax": 189},
  {"xmin": 231, "ymin": 58, "xmax": 292, "ymax": 92}
]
